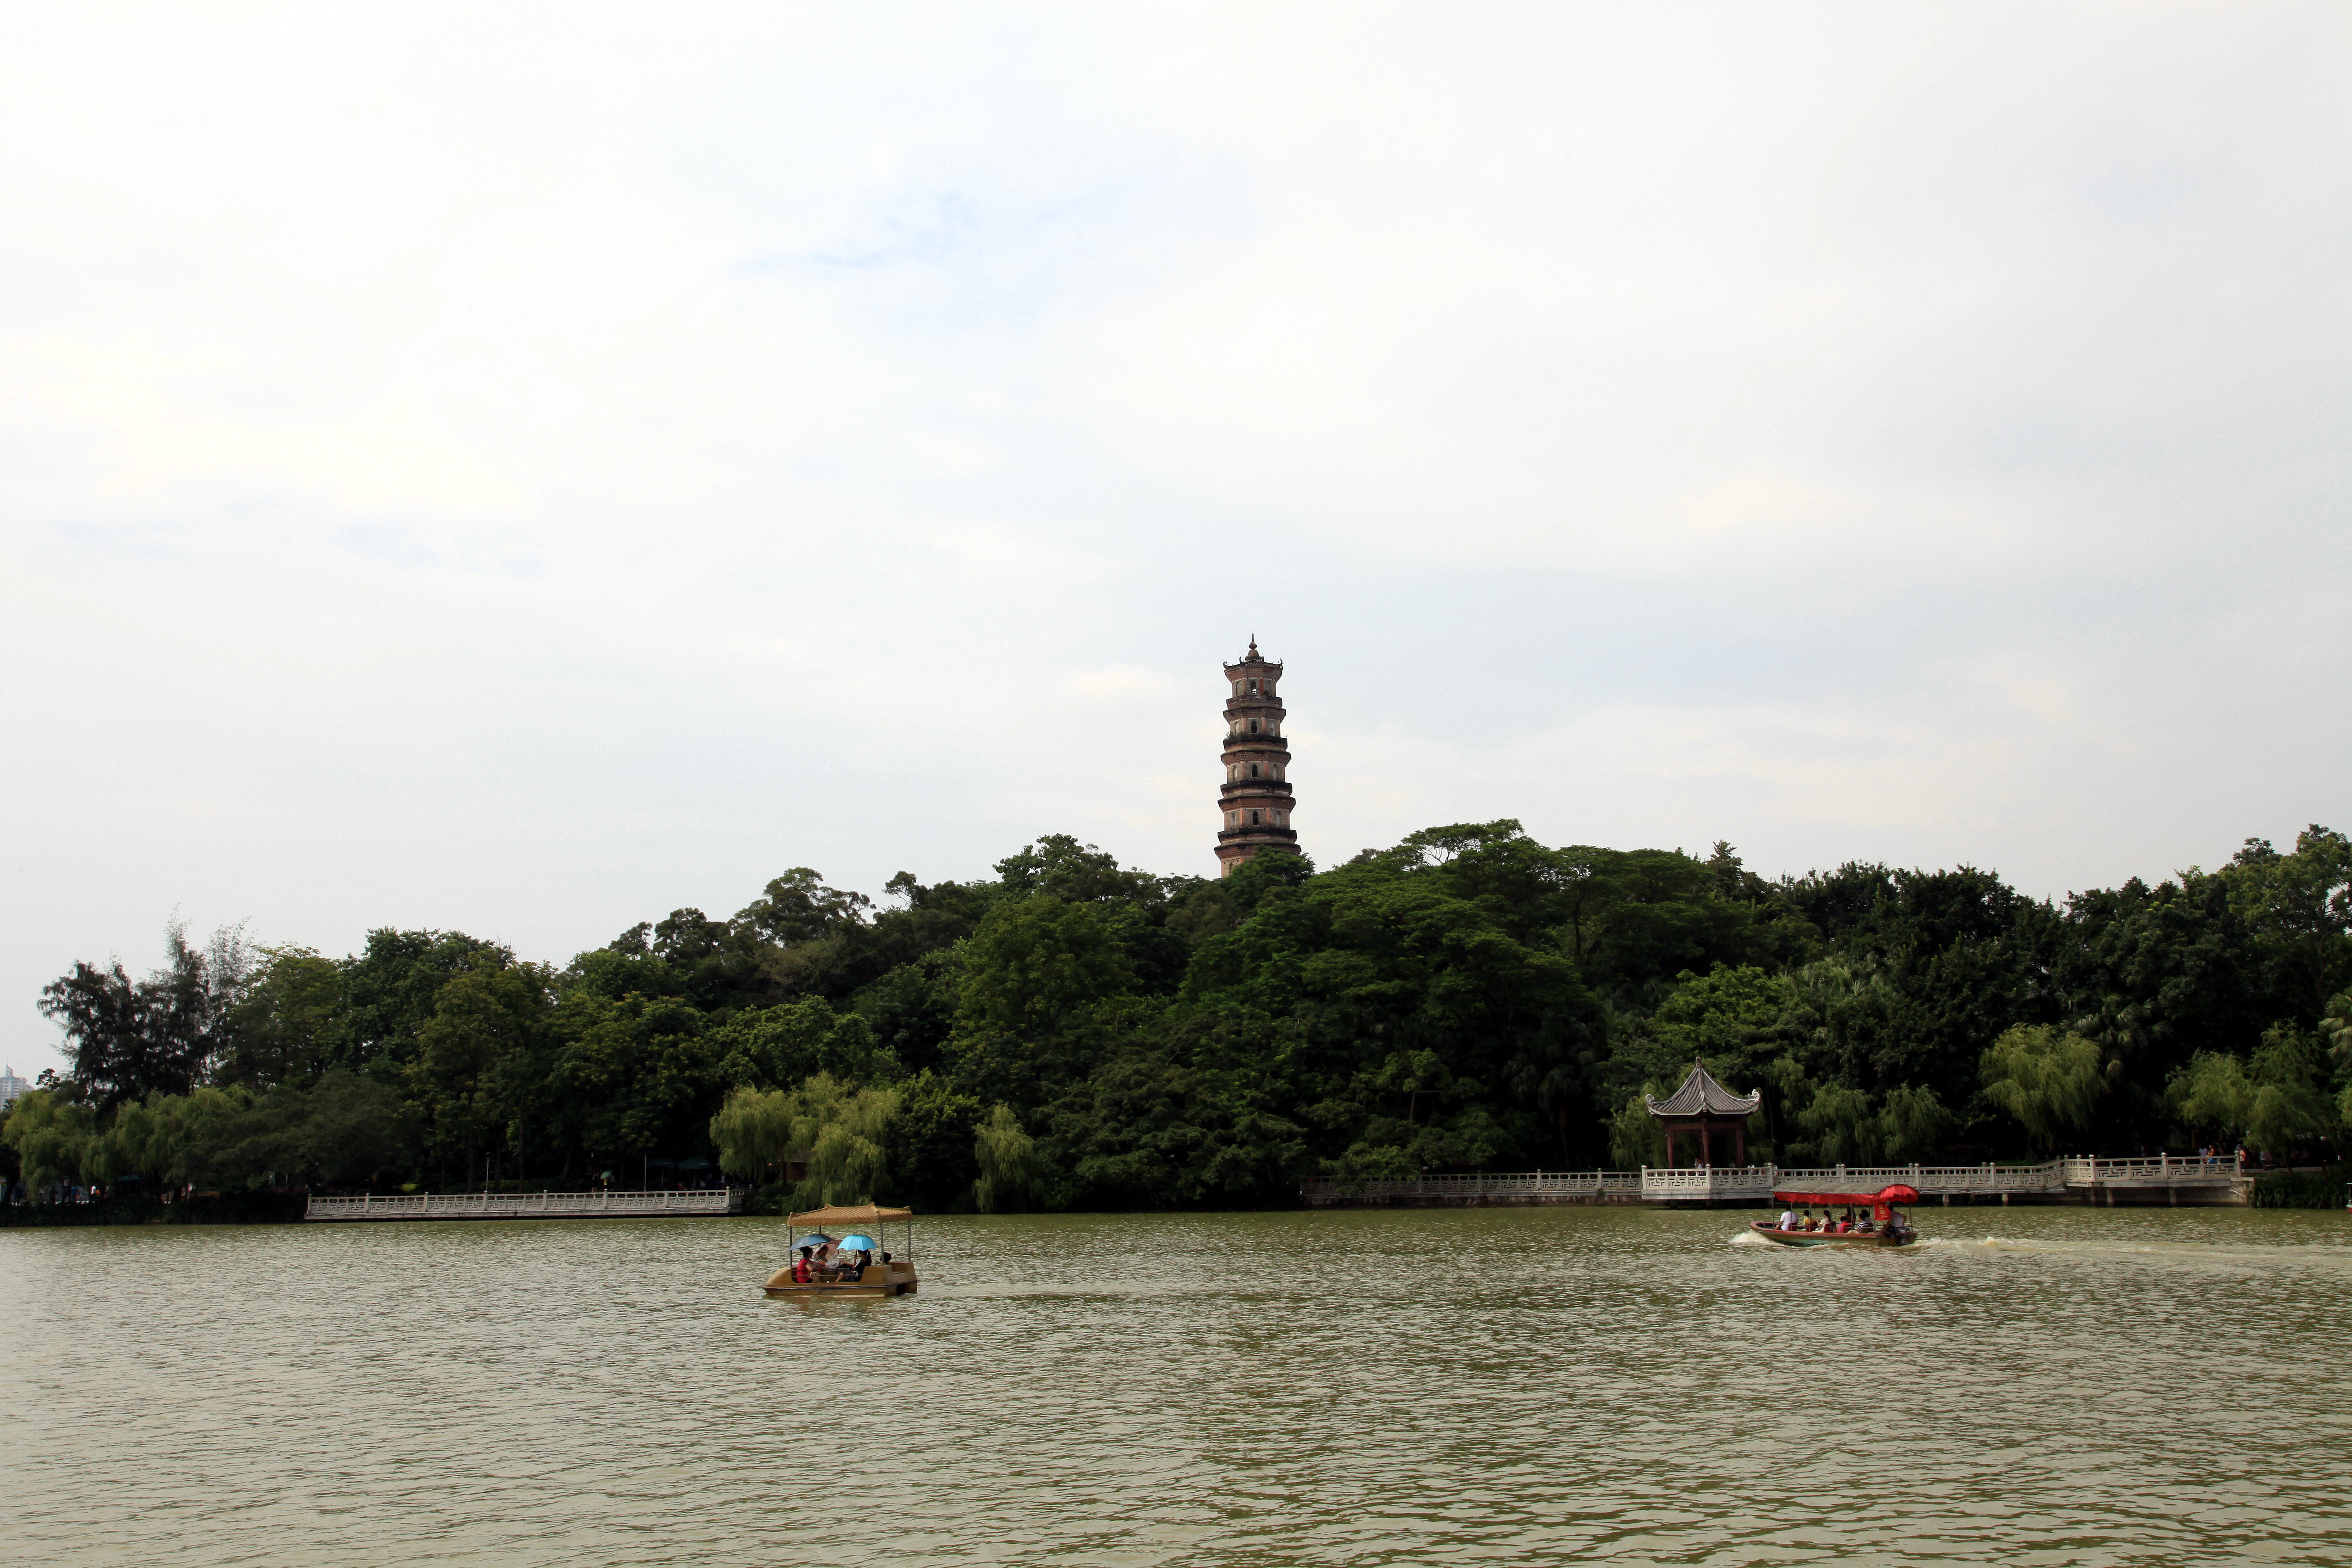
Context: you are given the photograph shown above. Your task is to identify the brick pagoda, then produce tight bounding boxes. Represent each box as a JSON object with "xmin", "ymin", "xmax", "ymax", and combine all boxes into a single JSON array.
[{"xmin": 1216, "ymin": 637, "xmax": 1296, "ymax": 877}]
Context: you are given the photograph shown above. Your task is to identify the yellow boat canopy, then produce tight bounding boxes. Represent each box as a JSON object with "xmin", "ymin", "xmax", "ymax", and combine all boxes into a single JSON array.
[{"xmin": 789, "ymin": 1204, "xmax": 914, "ymax": 1227}]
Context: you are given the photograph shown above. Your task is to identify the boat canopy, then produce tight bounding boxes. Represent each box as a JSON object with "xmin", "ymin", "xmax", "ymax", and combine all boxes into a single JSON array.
[
  {"xmin": 1770, "ymin": 1184, "xmax": 1921, "ymax": 1206},
  {"xmin": 788, "ymin": 1204, "xmax": 915, "ymax": 1226}
]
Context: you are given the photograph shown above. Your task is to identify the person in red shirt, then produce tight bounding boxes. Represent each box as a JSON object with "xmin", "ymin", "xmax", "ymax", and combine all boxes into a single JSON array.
[{"xmin": 790, "ymin": 1247, "xmax": 815, "ymax": 1284}]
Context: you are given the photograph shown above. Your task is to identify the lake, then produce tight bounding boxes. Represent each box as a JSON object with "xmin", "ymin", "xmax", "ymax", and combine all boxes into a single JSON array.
[{"xmin": 4, "ymin": 1204, "xmax": 2348, "ymax": 1565}]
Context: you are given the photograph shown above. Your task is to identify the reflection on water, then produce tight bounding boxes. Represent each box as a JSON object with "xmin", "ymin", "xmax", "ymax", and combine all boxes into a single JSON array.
[{"xmin": 5, "ymin": 1205, "xmax": 2348, "ymax": 1565}]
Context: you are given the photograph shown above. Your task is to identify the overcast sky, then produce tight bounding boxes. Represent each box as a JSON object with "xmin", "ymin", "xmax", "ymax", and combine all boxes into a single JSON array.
[{"xmin": 5, "ymin": 3, "xmax": 2347, "ymax": 1078}]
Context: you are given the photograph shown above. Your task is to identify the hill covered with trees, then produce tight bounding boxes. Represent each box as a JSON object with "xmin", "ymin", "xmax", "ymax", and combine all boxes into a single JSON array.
[{"xmin": 8, "ymin": 822, "xmax": 2348, "ymax": 1212}]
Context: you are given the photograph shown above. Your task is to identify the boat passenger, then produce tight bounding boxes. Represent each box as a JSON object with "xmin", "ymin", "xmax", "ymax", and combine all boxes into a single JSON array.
[
  {"xmin": 791, "ymin": 1247, "xmax": 815, "ymax": 1284},
  {"xmin": 1777, "ymin": 1208, "xmax": 1799, "ymax": 1231}
]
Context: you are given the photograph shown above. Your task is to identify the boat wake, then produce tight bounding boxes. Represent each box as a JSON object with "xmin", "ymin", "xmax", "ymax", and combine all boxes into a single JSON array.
[{"xmin": 1897, "ymin": 1235, "xmax": 2352, "ymax": 1274}]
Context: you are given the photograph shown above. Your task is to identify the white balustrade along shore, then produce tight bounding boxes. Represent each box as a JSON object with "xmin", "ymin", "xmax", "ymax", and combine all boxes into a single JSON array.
[
  {"xmin": 305, "ymin": 1189, "xmax": 741, "ymax": 1222},
  {"xmin": 1301, "ymin": 1154, "xmax": 2246, "ymax": 1206}
]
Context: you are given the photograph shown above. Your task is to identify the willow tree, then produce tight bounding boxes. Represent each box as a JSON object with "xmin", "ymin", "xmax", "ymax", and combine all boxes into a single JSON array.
[
  {"xmin": 2169, "ymin": 1026, "xmax": 2339, "ymax": 1158},
  {"xmin": 1981, "ymin": 1025, "xmax": 2104, "ymax": 1158},
  {"xmin": 1, "ymin": 1092, "xmax": 98, "ymax": 1198},
  {"xmin": 709, "ymin": 1074, "xmax": 898, "ymax": 1206},
  {"xmin": 710, "ymin": 1086, "xmax": 797, "ymax": 1187},
  {"xmin": 973, "ymin": 1104, "xmax": 1040, "ymax": 1212}
]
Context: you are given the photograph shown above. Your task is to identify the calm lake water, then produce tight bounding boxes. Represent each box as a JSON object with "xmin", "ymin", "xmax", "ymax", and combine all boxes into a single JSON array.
[{"xmin": 4, "ymin": 1204, "xmax": 2349, "ymax": 1566}]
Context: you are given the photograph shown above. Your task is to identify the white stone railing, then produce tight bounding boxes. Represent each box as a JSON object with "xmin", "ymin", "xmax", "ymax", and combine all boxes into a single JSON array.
[
  {"xmin": 305, "ymin": 1189, "xmax": 738, "ymax": 1222},
  {"xmin": 1640, "ymin": 1166, "xmax": 1780, "ymax": 1197},
  {"xmin": 1302, "ymin": 1155, "xmax": 2246, "ymax": 1206},
  {"xmin": 2063, "ymin": 1154, "xmax": 2240, "ymax": 1185},
  {"xmin": 1644, "ymin": 1160, "xmax": 2238, "ymax": 1197},
  {"xmin": 1738, "ymin": 1163, "xmax": 2062, "ymax": 1194}
]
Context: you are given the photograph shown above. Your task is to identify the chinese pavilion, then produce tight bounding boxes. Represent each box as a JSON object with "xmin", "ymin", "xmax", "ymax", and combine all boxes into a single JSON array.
[
  {"xmin": 1645, "ymin": 1062, "xmax": 1762, "ymax": 1168},
  {"xmin": 1216, "ymin": 637, "xmax": 1295, "ymax": 877}
]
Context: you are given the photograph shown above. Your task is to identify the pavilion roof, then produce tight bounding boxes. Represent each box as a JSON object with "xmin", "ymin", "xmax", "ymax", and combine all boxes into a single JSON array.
[
  {"xmin": 788, "ymin": 1204, "xmax": 914, "ymax": 1226},
  {"xmin": 1644, "ymin": 1063, "xmax": 1762, "ymax": 1119}
]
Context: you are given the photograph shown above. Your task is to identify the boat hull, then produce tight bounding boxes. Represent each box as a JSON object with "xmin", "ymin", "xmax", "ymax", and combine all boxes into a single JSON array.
[
  {"xmin": 1750, "ymin": 1222, "xmax": 1915, "ymax": 1248},
  {"xmin": 761, "ymin": 1267, "xmax": 920, "ymax": 1298}
]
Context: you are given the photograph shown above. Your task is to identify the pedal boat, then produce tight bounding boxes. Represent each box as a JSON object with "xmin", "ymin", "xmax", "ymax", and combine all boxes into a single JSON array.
[
  {"xmin": 762, "ymin": 1204, "xmax": 921, "ymax": 1298},
  {"xmin": 1751, "ymin": 1183, "xmax": 1921, "ymax": 1248}
]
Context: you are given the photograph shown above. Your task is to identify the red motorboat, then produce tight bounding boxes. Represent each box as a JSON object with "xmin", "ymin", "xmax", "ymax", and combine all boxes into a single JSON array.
[{"xmin": 1750, "ymin": 1183, "xmax": 1921, "ymax": 1247}]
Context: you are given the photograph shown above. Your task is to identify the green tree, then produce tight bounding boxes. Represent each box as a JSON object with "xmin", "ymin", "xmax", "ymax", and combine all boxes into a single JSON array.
[
  {"xmin": 709, "ymin": 1074, "xmax": 898, "ymax": 1206},
  {"xmin": 885, "ymin": 1069, "xmax": 983, "ymax": 1210},
  {"xmin": 2, "ymin": 1092, "xmax": 100, "ymax": 1196},
  {"xmin": 1042, "ymin": 1050, "xmax": 1309, "ymax": 1207},
  {"xmin": 973, "ymin": 1104, "xmax": 1040, "ymax": 1211},
  {"xmin": 1876, "ymin": 1083, "xmax": 1955, "ymax": 1163},
  {"xmin": 993, "ymin": 835, "xmax": 1161, "ymax": 906},
  {"xmin": 37, "ymin": 921, "xmax": 253, "ymax": 1111},
  {"xmin": 1607, "ymin": 1092, "xmax": 1666, "ymax": 1169},
  {"xmin": 2222, "ymin": 826, "xmax": 2352, "ymax": 1017},
  {"xmin": 339, "ymin": 929, "xmax": 507, "ymax": 1081},
  {"xmin": 555, "ymin": 991, "xmax": 718, "ymax": 1180},
  {"xmin": 1981, "ymin": 1025, "xmax": 2104, "ymax": 1158},
  {"xmin": 802, "ymin": 1078, "xmax": 898, "ymax": 1207},
  {"xmin": 413, "ymin": 961, "xmax": 549, "ymax": 1184},
  {"xmin": 2169, "ymin": 1026, "xmax": 2340, "ymax": 1158},
  {"xmin": 710, "ymin": 1086, "xmax": 799, "ymax": 1187},
  {"xmin": 734, "ymin": 869, "xmax": 874, "ymax": 945},
  {"xmin": 1798, "ymin": 1083, "xmax": 1878, "ymax": 1165},
  {"xmin": 711, "ymin": 998, "xmax": 886, "ymax": 1089},
  {"xmin": 222, "ymin": 946, "xmax": 346, "ymax": 1088},
  {"xmin": 295, "ymin": 1072, "xmax": 422, "ymax": 1185},
  {"xmin": 956, "ymin": 895, "xmax": 1133, "ymax": 1039}
]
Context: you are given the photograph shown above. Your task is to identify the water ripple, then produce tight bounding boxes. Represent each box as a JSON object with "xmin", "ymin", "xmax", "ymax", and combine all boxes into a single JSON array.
[{"xmin": 4, "ymin": 1205, "xmax": 2347, "ymax": 1565}]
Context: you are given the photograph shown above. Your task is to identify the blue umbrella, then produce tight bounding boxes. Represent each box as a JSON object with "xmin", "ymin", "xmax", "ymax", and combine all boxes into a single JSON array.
[
  {"xmin": 837, "ymin": 1233, "xmax": 881, "ymax": 1252},
  {"xmin": 794, "ymin": 1233, "xmax": 837, "ymax": 1251}
]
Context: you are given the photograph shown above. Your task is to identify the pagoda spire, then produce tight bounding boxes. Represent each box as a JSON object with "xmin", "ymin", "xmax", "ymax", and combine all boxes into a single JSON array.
[{"xmin": 1216, "ymin": 637, "xmax": 1294, "ymax": 877}]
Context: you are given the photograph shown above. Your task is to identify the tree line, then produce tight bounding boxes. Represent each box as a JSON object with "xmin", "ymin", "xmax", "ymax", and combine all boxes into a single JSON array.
[{"xmin": 6, "ymin": 823, "xmax": 2347, "ymax": 1211}]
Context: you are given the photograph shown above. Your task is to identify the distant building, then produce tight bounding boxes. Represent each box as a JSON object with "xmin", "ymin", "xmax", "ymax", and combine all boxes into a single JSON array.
[
  {"xmin": 0, "ymin": 1065, "xmax": 28, "ymax": 1111},
  {"xmin": 1216, "ymin": 637, "xmax": 1297, "ymax": 876}
]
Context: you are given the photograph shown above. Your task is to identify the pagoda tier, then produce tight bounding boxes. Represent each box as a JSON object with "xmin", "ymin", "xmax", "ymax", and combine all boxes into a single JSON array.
[{"xmin": 1216, "ymin": 637, "xmax": 1295, "ymax": 877}]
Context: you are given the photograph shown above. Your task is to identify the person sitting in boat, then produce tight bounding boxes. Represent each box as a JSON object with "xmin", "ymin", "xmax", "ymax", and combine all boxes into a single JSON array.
[
  {"xmin": 790, "ymin": 1247, "xmax": 816, "ymax": 1284},
  {"xmin": 1777, "ymin": 1208, "xmax": 1800, "ymax": 1231}
]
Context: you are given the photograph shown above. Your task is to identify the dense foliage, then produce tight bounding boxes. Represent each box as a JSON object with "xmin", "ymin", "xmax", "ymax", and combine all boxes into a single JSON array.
[{"xmin": 8, "ymin": 823, "xmax": 2349, "ymax": 1211}]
